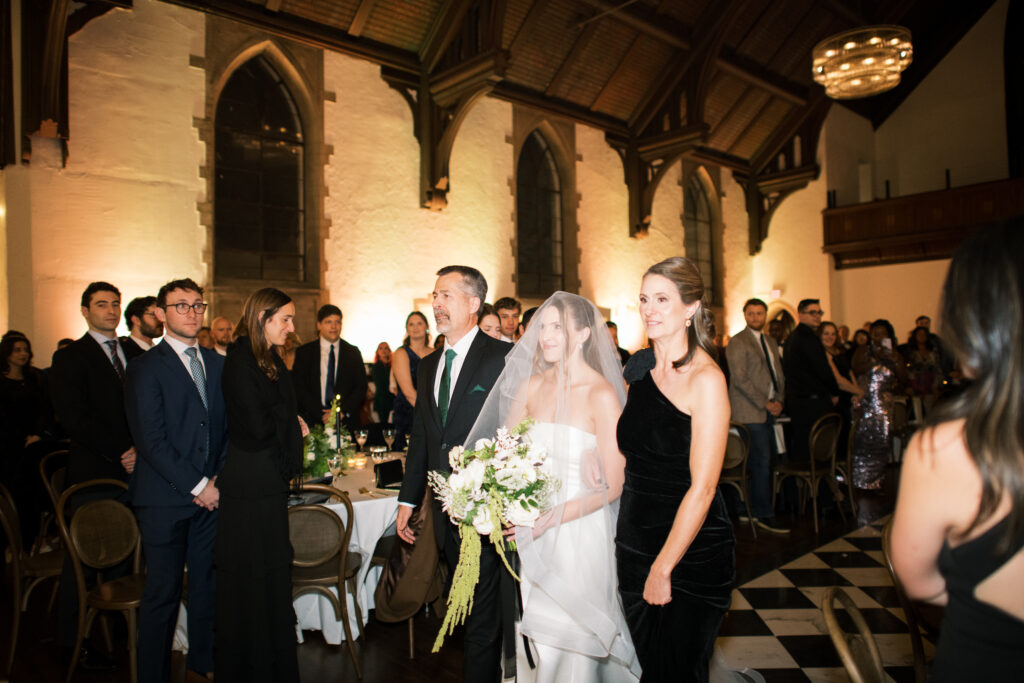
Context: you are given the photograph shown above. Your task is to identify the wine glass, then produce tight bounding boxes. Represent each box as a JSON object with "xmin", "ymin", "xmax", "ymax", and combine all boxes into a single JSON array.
[
  {"xmin": 356, "ymin": 430, "xmax": 368, "ymax": 452},
  {"xmin": 328, "ymin": 454, "xmax": 344, "ymax": 479},
  {"xmin": 383, "ymin": 428, "xmax": 395, "ymax": 452}
]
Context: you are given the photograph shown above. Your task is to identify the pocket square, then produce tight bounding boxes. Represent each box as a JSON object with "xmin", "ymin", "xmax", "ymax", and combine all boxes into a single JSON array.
[{"xmin": 470, "ymin": 384, "xmax": 487, "ymax": 393}]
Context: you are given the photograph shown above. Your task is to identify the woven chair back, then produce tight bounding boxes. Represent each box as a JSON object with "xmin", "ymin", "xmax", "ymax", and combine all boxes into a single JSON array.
[
  {"xmin": 69, "ymin": 499, "xmax": 139, "ymax": 569},
  {"xmin": 723, "ymin": 423, "xmax": 750, "ymax": 471},
  {"xmin": 289, "ymin": 506, "xmax": 345, "ymax": 567},
  {"xmin": 810, "ymin": 413, "xmax": 841, "ymax": 463}
]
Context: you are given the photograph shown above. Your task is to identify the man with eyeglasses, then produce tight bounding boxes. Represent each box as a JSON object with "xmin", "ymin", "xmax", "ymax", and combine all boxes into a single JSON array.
[
  {"xmin": 122, "ymin": 295, "xmax": 163, "ymax": 353},
  {"xmin": 124, "ymin": 278, "xmax": 227, "ymax": 683},
  {"xmin": 782, "ymin": 298, "xmax": 840, "ymax": 464}
]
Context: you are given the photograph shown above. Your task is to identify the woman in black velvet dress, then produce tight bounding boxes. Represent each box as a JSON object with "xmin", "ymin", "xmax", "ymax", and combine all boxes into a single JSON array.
[
  {"xmin": 215, "ymin": 288, "xmax": 304, "ymax": 682},
  {"xmin": 616, "ymin": 257, "xmax": 735, "ymax": 682}
]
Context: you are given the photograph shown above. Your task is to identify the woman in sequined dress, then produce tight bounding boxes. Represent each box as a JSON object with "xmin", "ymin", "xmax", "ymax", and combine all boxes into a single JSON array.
[{"xmin": 850, "ymin": 319, "xmax": 909, "ymax": 489}]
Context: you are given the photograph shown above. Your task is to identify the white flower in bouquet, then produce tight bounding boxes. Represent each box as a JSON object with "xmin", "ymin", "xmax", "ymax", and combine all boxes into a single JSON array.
[
  {"xmin": 474, "ymin": 437, "xmax": 493, "ymax": 451},
  {"xmin": 471, "ymin": 504, "xmax": 494, "ymax": 535},
  {"xmin": 448, "ymin": 445, "xmax": 465, "ymax": 469},
  {"xmin": 505, "ymin": 498, "xmax": 541, "ymax": 527}
]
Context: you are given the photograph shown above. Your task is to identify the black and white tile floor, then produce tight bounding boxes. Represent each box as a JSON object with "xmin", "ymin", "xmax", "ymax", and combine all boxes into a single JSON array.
[{"xmin": 716, "ymin": 515, "xmax": 934, "ymax": 682}]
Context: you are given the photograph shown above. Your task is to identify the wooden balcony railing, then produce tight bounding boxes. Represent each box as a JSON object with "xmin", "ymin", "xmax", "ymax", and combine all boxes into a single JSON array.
[{"xmin": 822, "ymin": 177, "xmax": 1024, "ymax": 268}]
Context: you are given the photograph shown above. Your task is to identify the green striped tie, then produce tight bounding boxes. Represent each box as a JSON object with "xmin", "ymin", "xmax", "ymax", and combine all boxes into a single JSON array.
[{"xmin": 438, "ymin": 348, "xmax": 456, "ymax": 426}]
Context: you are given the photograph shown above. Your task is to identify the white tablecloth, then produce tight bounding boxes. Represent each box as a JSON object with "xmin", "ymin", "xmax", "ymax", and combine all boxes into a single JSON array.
[
  {"xmin": 293, "ymin": 456, "xmax": 402, "ymax": 644},
  {"xmin": 173, "ymin": 455, "xmax": 404, "ymax": 650}
]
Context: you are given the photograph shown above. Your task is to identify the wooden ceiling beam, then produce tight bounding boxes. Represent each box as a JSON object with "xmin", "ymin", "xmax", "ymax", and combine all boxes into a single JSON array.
[
  {"xmin": 347, "ymin": 0, "xmax": 379, "ymax": 37},
  {"xmin": 508, "ymin": 0, "xmax": 553, "ymax": 56},
  {"xmin": 588, "ymin": 33, "xmax": 642, "ymax": 110},
  {"xmin": 420, "ymin": 0, "xmax": 477, "ymax": 74},
  {"xmin": 628, "ymin": 0, "xmax": 746, "ymax": 133},
  {"xmin": 490, "ymin": 81, "xmax": 629, "ymax": 136},
  {"xmin": 158, "ymin": 0, "xmax": 420, "ymax": 72},
  {"xmin": 750, "ymin": 89, "xmax": 828, "ymax": 175},
  {"xmin": 544, "ymin": 18, "xmax": 601, "ymax": 97},
  {"xmin": 724, "ymin": 95, "xmax": 775, "ymax": 158},
  {"xmin": 576, "ymin": 0, "xmax": 808, "ymax": 108}
]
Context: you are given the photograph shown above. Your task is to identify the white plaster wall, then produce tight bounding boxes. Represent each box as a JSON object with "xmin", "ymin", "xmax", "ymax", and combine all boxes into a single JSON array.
[
  {"xmin": 11, "ymin": 0, "xmax": 205, "ymax": 353},
  {"xmin": 575, "ymin": 125, "xmax": 683, "ymax": 352},
  {"xmin": 829, "ymin": 258, "xmax": 949, "ymax": 336},
  {"xmin": 874, "ymin": 0, "xmax": 1009, "ymax": 197},
  {"xmin": 824, "ymin": 105, "xmax": 875, "ymax": 206},
  {"xmin": 323, "ymin": 52, "xmax": 514, "ymax": 359},
  {"xmin": 719, "ymin": 172, "xmax": 754, "ymax": 337}
]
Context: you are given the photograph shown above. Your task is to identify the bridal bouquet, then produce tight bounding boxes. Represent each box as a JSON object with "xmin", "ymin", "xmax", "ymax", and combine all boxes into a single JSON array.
[{"xmin": 427, "ymin": 418, "xmax": 560, "ymax": 651}]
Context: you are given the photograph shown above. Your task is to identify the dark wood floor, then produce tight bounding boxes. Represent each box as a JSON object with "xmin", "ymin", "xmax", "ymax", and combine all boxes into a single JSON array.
[{"xmin": 0, "ymin": 472, "xmax": 896, "ymax": 683}]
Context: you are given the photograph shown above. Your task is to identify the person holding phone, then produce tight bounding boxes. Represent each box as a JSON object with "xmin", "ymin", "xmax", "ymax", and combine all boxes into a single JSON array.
[{"xmin": 850, "ymin": 319, "xmax": 909, "ymax": 490}]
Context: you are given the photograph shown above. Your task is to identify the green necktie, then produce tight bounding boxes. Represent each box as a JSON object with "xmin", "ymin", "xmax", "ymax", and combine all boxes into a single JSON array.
[{"xmin": 438, "ymin": 348, "xmax": 456, "ymax": 427}]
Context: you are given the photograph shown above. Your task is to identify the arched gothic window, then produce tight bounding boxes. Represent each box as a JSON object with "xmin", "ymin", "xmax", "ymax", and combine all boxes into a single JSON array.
[
  {"xmin": 214, "ymin": 56, "xmax": 305, "ymax": 281},
  {"xmin": 516, "ymin": 130, "xmax": 563, "ymax": 298},
  {"xmin": 684, "ymin": 174, "xmax": 717, "ymax": 305}
]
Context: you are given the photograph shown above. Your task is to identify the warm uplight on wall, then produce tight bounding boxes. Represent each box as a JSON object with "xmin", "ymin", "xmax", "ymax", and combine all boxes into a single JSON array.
[{"xmin": 812, "ymin": 26, "xmax": 913, "ymax": 99}]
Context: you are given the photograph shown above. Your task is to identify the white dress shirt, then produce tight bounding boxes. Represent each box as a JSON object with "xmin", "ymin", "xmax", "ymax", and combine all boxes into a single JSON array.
[
  {"xmin": 163, "ymin": 335, "xmax": 210, "ymax": 496},
  {"xmin": 433, "ymin": 325, "xmax": 479, "ymax": 405},
  {"xmin": 88, "ymin": 330, "xmax": 127, "ymax": 370},
  {"xmin": 319, "ymin": 337, "xmax": 340, "ymax": 406}
]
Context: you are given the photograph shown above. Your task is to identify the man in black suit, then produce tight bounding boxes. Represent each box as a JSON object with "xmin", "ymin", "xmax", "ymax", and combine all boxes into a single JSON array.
[
  {"xmin": 291, "ymin": 304, "xmax": 366, "ymax": 434},
  {"xmin": 782, "ymin": 298, "xmax": 839, "ymax": 463},
  {"xmin": 49, "ymin": 281, "xmax": 144, "ymax": 667},
  {"xmin": 397, "ymin": 266, "xmax": 511, "ymax": 683},
  {"xmin": 121, "ymin": 295, "xmax": 163, "ymax": 355},
  {"xmin": 124, "ymin": 278, "xmax": 227, "ymax": 683}
]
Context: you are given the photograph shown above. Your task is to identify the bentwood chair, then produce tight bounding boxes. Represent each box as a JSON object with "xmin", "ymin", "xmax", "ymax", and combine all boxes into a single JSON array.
[
  {"xmin": 720, "ymin": 423, "xmax": 757, "ymax": 538},
  {"xmin": 0, "ymin": 483, "xmax": 65, "ymax": 675},
  {"xmin": 773, "ymin": 412, "xmax": 843, "ymax": 534},
  {"xmin": 55, "ymin": 479, "xmax": 146, "ymax": 683},
  {"xmin": 834, "ymin": 417, "xmax": 859, "ymax": 518},
  {"xmin": 289, "ymin": 483, "xmax": 363, "ymax": 679},
  {"xmin": 881, "ymin": 521, "xmax": 941, "ymax": 683},
  {"xmin": 37, "ymin": 449, "xmax": 69, "ymax": 551},
  {"xmin": 822, "ymin": 586, "xmax": 887, "ymax": 683}
]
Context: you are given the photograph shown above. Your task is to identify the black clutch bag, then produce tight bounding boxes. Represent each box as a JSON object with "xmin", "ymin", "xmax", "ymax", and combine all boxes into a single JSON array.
[{"xmin": 374, "ymin": 459, "xmax": 404, "ymax": 489}]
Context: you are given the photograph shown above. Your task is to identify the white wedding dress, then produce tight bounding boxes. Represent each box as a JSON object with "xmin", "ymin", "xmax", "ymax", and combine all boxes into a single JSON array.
[{"xmin": 514, "ymin": 422, "xmax": 640, "ymax": 682}]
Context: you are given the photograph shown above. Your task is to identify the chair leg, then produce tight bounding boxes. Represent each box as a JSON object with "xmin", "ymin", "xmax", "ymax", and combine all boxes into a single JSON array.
[
  {"xmin": 66, "ymin": 608, "xmax": 93, "ymax": 683},
  {"xmin": 127, "ymin": 609, "xmax": 138, "ymax": 683},
  {"xmin": 8, "ymin": 581, "xmax": 21, "ymax": 675},
  {"xmin": 407, "ymin": 616, "xmax": 414, "ymax": 659},
  {"xmin": 811, "ymin": 481, "xmax": 819, "ymax": 535},
  {"xmin": 337, "ymin": 586, "xmax": 363, "ymax": 679},
  {"xmin": 742, "ymin": 482, "xmax": 757, "ymax": 538},
  {"xmin": 99, "ymin": 613, "xmax": 114, "ymax": 654},
  {"xmin": 348, "ymin": 576, "xmax": 365, "ymax": 640}
]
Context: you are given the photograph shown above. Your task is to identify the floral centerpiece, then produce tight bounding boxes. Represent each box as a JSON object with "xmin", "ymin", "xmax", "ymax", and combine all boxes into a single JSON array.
[
  {"xmin": 303, "ymin": 395, "xmax": 355, "ymax": 479},
  {"xmin": 427, "ymin": 418, "xmax": 560, "ymax": 651}
]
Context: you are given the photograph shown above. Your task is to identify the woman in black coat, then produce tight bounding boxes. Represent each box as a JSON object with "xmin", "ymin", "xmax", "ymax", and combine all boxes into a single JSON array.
[{"xmin": 215, "ymin": 288, "xmax": 304, "ymax": 682}]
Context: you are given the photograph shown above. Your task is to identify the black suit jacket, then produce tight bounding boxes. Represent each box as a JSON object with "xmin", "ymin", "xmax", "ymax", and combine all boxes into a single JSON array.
[
  {"xmin": 398, "ymin": 331, "xmax": 511, "ymax": 544},
  {"xmin": 782, "ymin": 323, "xmax": 839, "ymax": 401},
  {"xmin": 120, "ymin": 336, "xmax": 150, "ymax": 357},
  {"xmin": 49, "ymin": 333, "xmax": 144, "ymax": 486},
  {"xmin": 291, "ymin": 338, "xmax": 367, "ymax": 432}
]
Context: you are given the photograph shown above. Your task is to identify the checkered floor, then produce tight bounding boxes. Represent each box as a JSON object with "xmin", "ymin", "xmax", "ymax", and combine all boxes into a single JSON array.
[{"xmin": 715, "ymin": 515, "xmax": 934, "ymax": 682}]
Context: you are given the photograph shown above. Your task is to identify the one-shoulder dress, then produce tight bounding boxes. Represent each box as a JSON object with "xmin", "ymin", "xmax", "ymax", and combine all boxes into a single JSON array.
[{"xmin": 615, "ymin": 372, "xmax": 735, "ymax": 682}]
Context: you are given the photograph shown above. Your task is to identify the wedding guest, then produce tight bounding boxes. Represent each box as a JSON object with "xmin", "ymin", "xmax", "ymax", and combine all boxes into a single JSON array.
[
  {"xmin": 851, "ymin": 328, "xmax": 870, "ymax": 350},
  {"xmin": 905, "ymin": 326, "xmax": 943, "ymax": 414},
  {"xmin": 607, "ymin": 320, "xmax": 631, "ymax": 365},
  {"xmin": 838, "ymin": 324, "xmax": 852, "ymax": 350},
  {"xmin": 478, "ymin": 303, "xmax": 502, "ymax": 340},
  {"xmin": 49, "ymin": 281, "xmax": 143, "ymax": 670},
  {"xmin": 768, "ymin": 319, "xmax": 787, "ymax": 351},
  {"xmin": 493, "ymin": 296, "xmax": 521, "ymax": 342},
  {"xmin": 434, "ymin": 334, "xmax": 446, "ymax": 349},
  {"xmin": 1, "ymin": 333, "xmax": 54, "ymax": 549},
  {"xmin": 891, "ymin": 222, "xmax": 1024, "ymax": 681},
  {"xmin": 56, "ymin": 337, "xmax": 74, "ymax": 351},
  {"xmin": 396, "ymin": 266, "xmax": 511, "ymax": 682},
  {"xmin": 124, "ymin": 278, "xmax": 227, "ymax": 683},
  {"xmin": 727, "ymin": 298, "xmax": 787, "ymax": 534},
  {"xmin": 216, "ymin": 288, "xmax": 303, "ymax": 681},
  {"xmin": 519, "ymin": 306, "xmax": 539, "ymax": 337},
  {"xmin": 819, "ymin": 320, "xmax": 862, "ymax": 465},
  {"xmin": 292, "ymin": 304, "xmax": 366, "ymax": 433},
  {"xmin": 197, "ymin": 326, "xmax": 214, "ymax": 349},
  {"xmin": 210, "ymin": 315, "xmax": 234, "ymax": 356},
  {"xmin": 371, "ymin": 342, "xmax": 394, "ymax": 423},
  {"xmin": 121, "ymin": 295, "xmax": 163, "ymax": 354},
  {"xmin": 850, "ymin": 319, "xmax": 909, "ymax": 490},
  {"xmin": 279, "ymin": 331, "xmax": 301, "ymax": 370},
  {"xmin": 783, "ymin": 299, "xmax": 839, "ymax": 463},
  {"xmin": 391, "ymin": 311, "xmax": 431, "ymax": 450},
  {"xmin": 616, "ymin": 257, "xmax": 734, "ymax": 681}
]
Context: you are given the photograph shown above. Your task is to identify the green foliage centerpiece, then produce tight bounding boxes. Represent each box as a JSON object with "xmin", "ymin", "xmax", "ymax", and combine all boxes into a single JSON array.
[{"xmin": 303, "ymin": 394, "xmax": 355, "ymax": 479}]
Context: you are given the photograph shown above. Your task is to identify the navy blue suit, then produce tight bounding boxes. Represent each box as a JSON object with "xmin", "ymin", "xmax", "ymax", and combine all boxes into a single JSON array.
[{"xmin": 124, "ymin": 341, "xmax": 227, "ymax": 682}]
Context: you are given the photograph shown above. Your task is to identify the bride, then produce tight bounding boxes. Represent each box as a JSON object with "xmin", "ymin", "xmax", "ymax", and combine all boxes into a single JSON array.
[{"xmin": 465, "ymin": 292, "xmax": 641, "ymax": 682}]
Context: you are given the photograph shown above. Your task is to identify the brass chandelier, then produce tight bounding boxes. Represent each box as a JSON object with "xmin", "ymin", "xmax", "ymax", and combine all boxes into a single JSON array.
[{"xmin": 812, "ymin": 26, "xmax": 913, "ymax": 99}]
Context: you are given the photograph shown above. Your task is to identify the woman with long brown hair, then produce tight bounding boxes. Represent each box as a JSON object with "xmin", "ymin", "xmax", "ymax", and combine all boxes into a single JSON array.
[
  {"xmin": 891, "ymin": 222, "xmax": 1024, "ymax": 681},
  {"xmin": 390, "ymin": 311, "xmax": 431, "ymax": 450},
  {"xmin": 615, "ymin": 257, "xmax": 734, "ymax": 681},
  {"xmin": 215, "ymin": 288, "xmax": 303, "ymax": 682}
]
